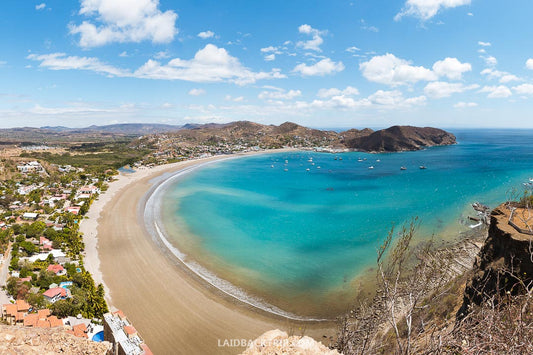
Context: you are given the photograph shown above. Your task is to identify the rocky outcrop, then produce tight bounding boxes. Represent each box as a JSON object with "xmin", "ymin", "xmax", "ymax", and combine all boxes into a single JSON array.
[
  {"xmin": 241, "ymin": 329, "xmax": 341, "ymax": 355},
  {"xmin": 345, "ymin": 126, "xmax": 456, "ymax": 152},
  {"xmin": 458, "ymin": 204, "xmax": 533, "ymax": 316},
  {"xmin": 0, "ymin": 324, "xmax": 111, "ymax": 354}
]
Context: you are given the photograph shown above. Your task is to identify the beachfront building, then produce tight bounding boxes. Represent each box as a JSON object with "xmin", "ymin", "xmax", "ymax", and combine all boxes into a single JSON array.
[{"xmin": 103, "ymin": 310, "xmax": 153, "ymax": 355}]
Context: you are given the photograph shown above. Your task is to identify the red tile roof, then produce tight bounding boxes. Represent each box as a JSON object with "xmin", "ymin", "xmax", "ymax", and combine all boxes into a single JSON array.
[
  {"xmin": 4, "ymin": 304, "xmax": 18, "ymax": 317},
  {"xmin": 37, "ymin": 309, "xmax": 51, "ymax": 319},
  {"xmin": 15, "ymin": 299, "xmax": 30, "ymax": 312},
  {"xmin": 23, "ymin": 313, "xmax": 39, "ymax": 327},
  {"xmin": 48, "ymin": 315, "xmax": 63, "ymax": 328},
  {"xmin": 124, "ymin": 325, "xmax": 137, "ymax": 336},
  {"xmin": 113, "ymin": 309, "xmax": 127, "ymax": 320},
  {"xmin": 47, "ymin": 264, "xmax": 64, "ymax": 274},
  {"xmin": 43, "ymin": 287, "xmax": 67, "ymax": 299},
  {"xmin": 72, "ymin": 323, "xmax": 88, "ymax": 338}
]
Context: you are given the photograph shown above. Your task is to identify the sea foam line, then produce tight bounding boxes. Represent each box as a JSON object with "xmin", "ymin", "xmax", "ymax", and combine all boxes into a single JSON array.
[{"xmin": 143, "ymin": 156, "xmax": 329, "ymax": 322}]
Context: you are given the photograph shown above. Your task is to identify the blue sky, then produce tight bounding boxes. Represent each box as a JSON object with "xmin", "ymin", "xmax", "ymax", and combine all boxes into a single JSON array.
[{"xmin": 1, "ymin": 0, "xmax": 533, "ymax": 128}]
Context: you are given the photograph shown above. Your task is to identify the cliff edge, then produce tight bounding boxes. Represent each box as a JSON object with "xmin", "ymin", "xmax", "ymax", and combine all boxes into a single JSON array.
[{"xmin": 459, "ymin": 203, "xmax": 533, "ymax": 316}]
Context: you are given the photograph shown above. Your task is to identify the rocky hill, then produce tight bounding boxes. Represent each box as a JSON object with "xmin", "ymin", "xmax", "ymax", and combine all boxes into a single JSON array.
[
  {"xmin": 136, "ymin": 121, "xmax": 456, "ymax": 154},
  {"xmin": 0, "ymin": 324, "xmax": 111, "ymax": 354},
  {"xmin": 344, "ymin": 125, "xmax": 456, "ymax": 152}
]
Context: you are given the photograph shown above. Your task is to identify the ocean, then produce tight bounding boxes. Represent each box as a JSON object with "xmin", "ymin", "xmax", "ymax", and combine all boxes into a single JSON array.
[{"xmin": 154, "ymin": 129, "xmax": 533, "ymax": 317}]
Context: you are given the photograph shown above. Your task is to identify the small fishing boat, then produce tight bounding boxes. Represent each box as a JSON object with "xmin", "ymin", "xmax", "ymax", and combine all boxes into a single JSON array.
[
  {"xmin": 376, "ymin": 159, "xmax": 381, "ymax": 162},
  {"xmin": 368, "ymin": 166, "xmax": 374, "ymax": 169},
  {"xmin": 419, "ymin": 166, "xmax": 427, "ymax": 169},
  {"xmin": 270, "ymin": 165, "xmax": 274, "ymax": 168},
  {"xmin": 358, "ymin": 158, "xmax": 363, "ymax": 162},
  {"xmin": 400, "ymin": 166, "xmax": 407, "ymax": 170}
]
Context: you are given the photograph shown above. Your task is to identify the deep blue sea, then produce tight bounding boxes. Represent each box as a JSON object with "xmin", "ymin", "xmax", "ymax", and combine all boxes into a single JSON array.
[{"xmin": 160, "ymin": 130, "xmax": 533, "ymax": 316}]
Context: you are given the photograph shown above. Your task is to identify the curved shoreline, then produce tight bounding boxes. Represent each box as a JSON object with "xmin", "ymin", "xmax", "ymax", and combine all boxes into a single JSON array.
[
  {"xmin": 83, "ymin": 150, "xmax": 335, "ymax": 354},
  {"xmin": 143, "ymin": 157, "xmax": 330, "ymax": 322}
]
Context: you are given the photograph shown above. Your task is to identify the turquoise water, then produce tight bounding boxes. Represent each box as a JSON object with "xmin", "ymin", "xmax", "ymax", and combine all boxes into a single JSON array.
[{"xmin": 160, "ymin": 130, "xmax": 533, "ymax": 316}]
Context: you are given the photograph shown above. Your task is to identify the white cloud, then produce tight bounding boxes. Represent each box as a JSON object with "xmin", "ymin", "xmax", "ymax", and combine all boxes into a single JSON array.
[
  {"xmin": 317, "ymin": 86, "xmax": 359, "ymax": 98},
  {"xmin": 70, "ymin": 0, "xmax": 178, "ymax": 48},
  {"xmin": 188, "ymin": 88, "xmax": 206, "ymax": 96},
  {"xmin": 119, "ymin": 51, "xmax": 128, "ymax": 57},
  {"xmin": 360, "ymin": 53, "xmax": 437, "ymax": 86},
  {"xmin": 454, "ymin": 102, "xmax": 478, "ymax": 108},
  {"xmin": 478, "ymin": 41, "xmax": 491, "ymax": 47},
  {"xmin": 513, "ymin": 84, "xmax": 533, "ymax": 95},
  {"xmin": 296, "ymin": 24, "xmax": 326, "ymax": 52},
  {"xmin": 478, "ymin": 49, "xmax": 486, "ymax": 54},
  {"xmin": 526, "ymin": 59, "xmax": 533, "ymax": 70},
  {"xmin": 424, "ymin": 82, "xmax": 479, "ymax": 98},
  {"xmin": 36, "ymin": 3, "xmax": 46, "ymax": 10},
  {"xmin": 224, "ymin": 95, "xmax": 244, "ymax": 102},
  {"xmin": 133, "ymin": 44, "xmax": 285, "ymax": 85},
  {"xmin": 28, "ymin": 45, "xmax": 286, "ymax": 85},
  {"xmin": 395, "ymin": 0, "xmax": 471, "ymax": 21},
  {"xmin": 264, "ymin": 54, "xmax": 276, "ymax": 61},
  {"xmin": 154, "ymin": 51, "xmax": 170, "ymax": 59},
  {"xmin": 293, "ymin": 58, "xmax": 344, "ymax": 76},
  {"xmin": 27, "ymin": 53, "xmax": 128, "ymax": 77},
  {"xmin": 198, "ymin": 30, "xmax": 215, "ymax": 39},
  {"xmin": 368, "ymin": 90, "xmax": 426, "ymax": 107},
  {"xmin": 260, "ymin": 46, "xmax": 280, "ymax": 53},
  {"xmin": 346, "ymin": 46, "xmax": 361, "ymax": 53},
  {"xmin": 432, "ymin": 57, "xmax": 471, "ymax": 80},
  {"xmin": 481, "ymin": 68, "xmax": 520, "ymax": 83},
  {"xmin": 258, "ymin": 89, "xmax": 302, "ymax": 100},
  {"xmin": 482, "ymin": 56, "xmax": 498, "ymax": 67},
  {"xmin": 479, "ymin": 85, "xmax": 512, "ymax": 98}
]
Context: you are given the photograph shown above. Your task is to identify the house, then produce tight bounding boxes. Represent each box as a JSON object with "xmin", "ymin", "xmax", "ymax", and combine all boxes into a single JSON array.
[
  {"xmin": 65, "ymin": 206, "xmax": 81, "ymax": 215},
  {"xmin": 1, "ymin": 300, "xmax": 31, "ymax": 325},
  {"xmin": 43, "ymin": 287, "xmax": 70, "ymax": 303},
  {"xmin": 16, "ymin": 161, "xmax": 44, "ymax": 174},
  {"xmin": 47, "ymin": 264, "xmax": 66, "ymax": 276},
  {"xmin": 17, "ymin": 185, "xmax": 38, "ymax": 195},
  {"xmin": 22, "ymin": 212, "xmax": 39, "ymax": 221},
  {"xmin": 40, "ymin": 236, "xmax": 53, "ymax": 251}
]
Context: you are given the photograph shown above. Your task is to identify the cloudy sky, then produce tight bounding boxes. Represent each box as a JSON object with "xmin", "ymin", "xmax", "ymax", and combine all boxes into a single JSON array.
[{"xmin": 1, "ymin": 0, "xmax": 533, "ymax": 128}]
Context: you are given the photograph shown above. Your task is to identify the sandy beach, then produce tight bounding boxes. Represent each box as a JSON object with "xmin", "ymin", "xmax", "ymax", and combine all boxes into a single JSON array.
[{"xmin": 80, "ymin": 151, "xmax": 335, "ymax": 354}]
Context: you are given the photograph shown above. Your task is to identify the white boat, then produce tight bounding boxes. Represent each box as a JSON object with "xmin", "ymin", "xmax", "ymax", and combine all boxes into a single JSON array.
[
  {"xmin": 376, "ymin": 159, "xmax": 381, "ymax": 162},
  {"xmin": 308, "ymin": 158, "xmax": 313, "ymax": 162},
  {"xmin": 358, "ymin": 158, "xmax": 363, "ymax": 162},
  {"xmin": 284, "ymin": 168, "xmax": 288, "ymax": 172},
  {"xmin": 270, "ymin": 165, "xmax": 274, "ymax": 168},
  {"xmin": 368, "ymin": 166, "xmax": 374, "ymax": 169},
  {"xmin": 400, "ymin": 166, "xmax": 407, "ymax": 170},
  {"xmin": 306, "ymin": 168, "xmax": 310, "ymax": 171},
  {"xmin": 285, "ymin": 160, "xmax": 288, "ymax": 164},
  {"xmin": 419, "ymin": 166, "xmax": 427, "ymax": 169},
  {"xmin": 317, "ymin": 166, "xmax": 321, "ymax": 169}
]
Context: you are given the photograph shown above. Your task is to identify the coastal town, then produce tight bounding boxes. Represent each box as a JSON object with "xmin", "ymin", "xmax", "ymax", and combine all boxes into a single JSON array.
[{"xmin": 0, "ymin": 155, "xmax": 153, "ymax": 354}]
